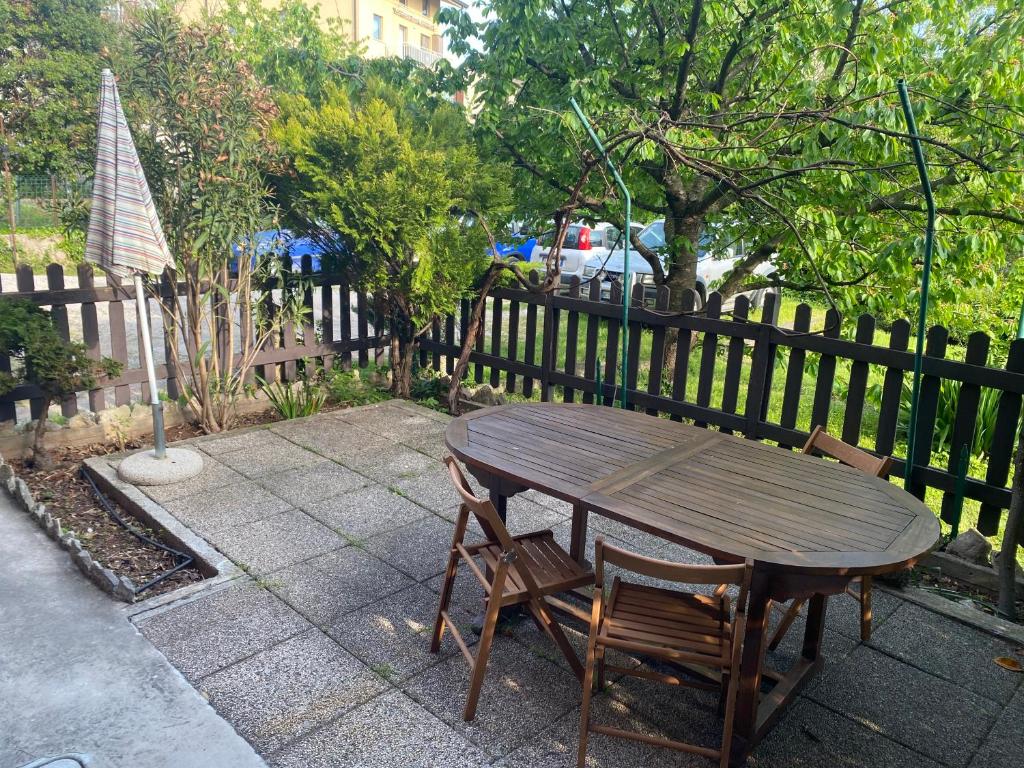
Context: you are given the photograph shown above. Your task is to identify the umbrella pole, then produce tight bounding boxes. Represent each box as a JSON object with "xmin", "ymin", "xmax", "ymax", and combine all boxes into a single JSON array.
[{"xmin": 134, "ymin": 273, "xmax": 166, "ymax": 459}]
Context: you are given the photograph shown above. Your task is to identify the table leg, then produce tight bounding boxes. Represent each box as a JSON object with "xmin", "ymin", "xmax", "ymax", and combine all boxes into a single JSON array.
[
  {"xmin": 802, "ymin": 593, "xmax": 827, "ymax": 662},
  {"xmin": 569, "ymin": 503, "xmax": 589, "ymax": 566},
  {"xmin": 730, "ymin": 569, "xmax": 772, "ymax": 765},
  {"xmin": 489, "ymin": 487, "xmax": 508, "ymax": 525}
]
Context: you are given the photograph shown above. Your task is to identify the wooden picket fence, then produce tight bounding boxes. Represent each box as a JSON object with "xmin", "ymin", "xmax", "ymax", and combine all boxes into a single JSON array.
[
  {"xmin": 419, "ymin": 274, "xmax": 1024, "ymax": 536},
  {"xmin": 0, "ymin": 260, "xmax": 382, "ymax": 422}
]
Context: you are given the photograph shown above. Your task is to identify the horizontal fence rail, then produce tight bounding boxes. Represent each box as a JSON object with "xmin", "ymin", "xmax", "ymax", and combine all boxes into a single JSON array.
[
  {"xmin": 0, "ymin": 259, "xmax": 383, "ymax": 423},
  {"xmin": 420, "ymin": 274, "xmax": 1024, "ymax": 537}
]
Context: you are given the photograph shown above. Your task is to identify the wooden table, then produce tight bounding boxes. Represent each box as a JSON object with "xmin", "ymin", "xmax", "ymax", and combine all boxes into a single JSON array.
[{"xmin": 445, "ymin": 403, "xmax": 940, "ymax": 764}]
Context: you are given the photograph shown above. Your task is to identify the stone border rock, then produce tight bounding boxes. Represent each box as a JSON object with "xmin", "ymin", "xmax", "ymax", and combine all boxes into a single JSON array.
[{"xmin": 0, "ymin": 454, "xmax": 136, "ymax": 602}]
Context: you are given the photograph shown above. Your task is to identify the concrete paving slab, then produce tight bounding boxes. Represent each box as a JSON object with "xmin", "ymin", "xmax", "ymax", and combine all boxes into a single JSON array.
[
  {"xmin": 136, "ymin": 581, "xmax": 310, "ymax": 680},
  {"xmin": 327, "ymin": 583, "xmax": 476, "ymax": 683},
  {"xmin": 162, "ymin": 480, "xmax": 292, "ymax": 536},
  {"xmin": 268, "ymin": 547, "xmax": 415, "ymax": 626},
  {"xmin": 0, "ymin": 496, "xmax": 266, "ymax": 768},
  {"xmin": 403, "ymin": 640, "xmax": 581, "ymax": 758},
  {"xmin": 270, "ymin": 419, "xmax": 393, "ymax": 460},
  {"xmin": 364, "ymin": 514, "xmax": 459, "ymax": 582},
  {"xmin": 824, "ymin": 584, "xmax": 903, "ymax": 641},
  {"xmin": 301, "ymin": 484, "xmax": 430, "ymax": 540},
  {"xmin": 195, "ymin": 427, "xmax": 282, "ymax": 456},
  {"xmin": 217, "ymin": 440, "xmax": 325, "ymax": 479},
  {"xmin": 869, "ymin": 602, "xmax": 1022, "ymax": 704},
  {"xmin": 805, "ymin": 645, "xmax": 1001, "ymax": 767},
  {"xmin": 211, "ymin": 509, "xmax": 347, "ymax": 576},
  {"xmin": 257, "ymin": 460, "xmax": 368, "ymax": 507},
  {"xmin": 751, "ymin": 698, "xmax": 944, "ymax": 768},
  {"xmin": 270, "ymin": 689, "xmax": 489, "ymax": 768},
  {"xmin": 138, "ymin": 456, "xmax": 243, "ymax": 504},
  {"xmin": 343, "ymin": 444, "xmax": 439, "ymax": 483},
  {"xmin": 390, "ymin": 467, "xmax": 465, "ymax": 514},
  {"xmin": 199, "ymin": 628, "xmax": 388, "ymax": 754},
  {"xmin": 969, "ymin": 683, "xmax": 1024, "ymax": 768}
]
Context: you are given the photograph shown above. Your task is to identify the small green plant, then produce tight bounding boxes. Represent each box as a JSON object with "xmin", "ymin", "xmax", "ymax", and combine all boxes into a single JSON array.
[
  {"xmin": 325, "ymin": 365, "xmax": 389, "ymax": 407},
  {"xmin": 258, "ymin": 365, "xmax": 327, "ymax": 420},
  {"xmin": 370, "ymin": 663, "xmax": 397, "ymax": 682}
]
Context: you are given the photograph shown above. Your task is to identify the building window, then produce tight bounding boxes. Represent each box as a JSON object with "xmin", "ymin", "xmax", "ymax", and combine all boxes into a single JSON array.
[
  {"xmin": 372, "ymin": 14, "xmax": 383, "ymax": 40},
  {"xmin": 422, "ymin": 0, "xmax": 430, "ymax": 16},
  {"xmin": 420, "ymin": 33, "xmax": 430, "ymax": 50},
  {"xmin": 400, "ymin": 25, "xmax": 408, "ymax": 45}
]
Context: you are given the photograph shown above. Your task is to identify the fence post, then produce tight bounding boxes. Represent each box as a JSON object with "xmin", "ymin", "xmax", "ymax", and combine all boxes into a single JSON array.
[{"xmin": 540, "ymin": 289, "xmax": 553, "ymax": 402}]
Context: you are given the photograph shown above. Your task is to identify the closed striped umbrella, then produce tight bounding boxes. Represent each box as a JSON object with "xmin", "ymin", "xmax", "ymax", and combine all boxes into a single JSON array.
[
  {"xmin": 85, "ymin": 69, "xmax": 173, "ymax": 459},
  {"xmin": 85, "ymin": 69, "xmax": 172, "ymax": 278}
]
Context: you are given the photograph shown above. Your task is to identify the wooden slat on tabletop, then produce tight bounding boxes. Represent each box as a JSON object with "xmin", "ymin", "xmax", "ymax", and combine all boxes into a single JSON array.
[
  {"xmin": 445, "ymin": 313, "xmax": 456, "ymax": 375},
  {"xmin": 645, "ymin": 285, "xmax": 670, "ymax": 416},
  {"xmin": 979, "ymin": 338, "xmax": 1024, "ymax": 533},
  {"xmin": 624, "ymin": 284, "xmax": 644, "ymax": 411},
  {"xmin": 490, "ymin": 294, "xmax": 503, "ymax": 387},
  {"xmin": 581, "ymin": 278, "xmax": 602, "ymax": 404},
  {"xmin": 875, "ymin": 319, "xmax": 910, "ymax": 457},
  {"xmin": 810, "ymin": 307, "xmax": 841, "ymax": 433},
  {"xmin": 940, "ymin": 331, "xmax": 990, "ymax": 524},
  {"xmin": 841, "ymin": 314, "xmax": 876, "ymax": 446},
  {"xmin": 563, "ymin": 277, "xmax": 581, "ymax": 402},
  {"xmin": 719, "ymin": 294, "xmax": 748, "ymax": 433},
  {"xmin": 506, "ymin": 296, "xmax": 520, "ymax": 393},
  {"xmin": 908, "ymin": 325, "xmax": 949, "ymax": 498},
  {"xmin": 669, "ymin": 289, "xmax": 697, "ymax": 422},
  {"xmin": 78, "ymin": 264, "xmax": 105, "ymax": 412},
  {"xmin": 777, "ymin": 303, "xmax": 812, "ymax": 448},
  {"xmin": 356, "ymin": 290, "xmax": 369, "ymax": 368},
  {"xmin": 695, "ymin": 292, "xmax": 722, "ymax": 427},
  {"xmin": 603, "ymin": 281, "xmax": 622, "ymax": 406},
  {"xmin": 523, "ymin": 280, "xmax": 538, "ymax": 397}
]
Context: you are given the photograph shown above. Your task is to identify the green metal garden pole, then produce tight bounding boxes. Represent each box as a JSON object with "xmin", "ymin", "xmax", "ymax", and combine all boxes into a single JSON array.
[
  {"xmin": 570, "ymin": 98, "xmax": 631, "ymax": 409},
  {"xmin": 898, "ymin": 79, "xmax": 936, "ymax": 493}
]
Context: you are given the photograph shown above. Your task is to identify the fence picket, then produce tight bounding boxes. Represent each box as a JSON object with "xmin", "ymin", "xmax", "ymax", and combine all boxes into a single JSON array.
[
  {"xmin": 107, "ymin": 278, "xmax": 131, "ymax": 408},
  {"xmin": 645, "ymin": 285, "xmax": 670, "ymax": 416},
  {"xmin": 720, "ymin": 294, "xmax": 749, "ymax": 433},
  {"xmin": 875, "ymin": 319, "xmax": 911, "ymax": 457},
  {"xmin": 940, "ymin": 332, "xmax": 990, "ymax": 524},
  {"xmin": 322, "ymin": 278, "xmax": 335, "ymax": 372},
  {"xmin": 490, "ymin": 294, "xmax": 503, "ymax": 388},
  {"xmin": 46, "ymin": 264, "xmax": 78, "ymax": 417},
  {"xmin": 669, "ymin": 289, "xmax": 698, "ymax": 423},
  {"xmin": 841, "ymin": 314, "xmax": 876, "ymax": 446},
  {"xmin": 78, "ymin": 264, "xmax": 105, "ymax": 412},
  {"xmin": 979, "ymin": 338, "xmax": 1024, "ymax": 534},
  {"xmin": 625, "ymin": 284, "xmax": 644, "ymax": 411},
  {"xmin": 778, "ymin": 303, "xmax": 812, "ymax": 449},
  {"xmin": 445, "ymin": 314, "xmax": 456, "ymax": 376},
  {"xmin": 523, "ymin": 275, "xmax": 538, "ymax": 398},
  {"xmin": 602, "ymin": 280, "xmax": 622, "ymax": 406},
  {"xmin": 506, "ymin": 296, "xmax": 520, "ymax": 393},
  {"xmin": 563, "ymin": 277, "xmax": 581, "ymax": 403},
  {"xmin": 810, "ymin": 307, "xmax": 842, "ymax": 432},
  {"xmin": 582, "ymin": 278, "xmax": 602, "ymax": 404},
  {"xmin": 695, "ymin": 292, "xmax": 722, "ymax": 427},
  {"xmin": 356, "ymin": 291, "xmax": 369, "ymax": 368},
  {"xmin": 339, "ymin": 280, "xmax": 352, "ymax": 371},
  {"xmin": 907, "ymin": 325, "xmax": 950, "ymax": 498},
  {"xmin": 754, "ymin": 292, "xmax": 781, "ymax": 425}
]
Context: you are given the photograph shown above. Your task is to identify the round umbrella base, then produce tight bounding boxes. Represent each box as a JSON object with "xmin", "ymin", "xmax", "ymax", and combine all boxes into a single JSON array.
[{"xmin": 117, "ymin": 447, "xmax": 204, "ymax": 486}]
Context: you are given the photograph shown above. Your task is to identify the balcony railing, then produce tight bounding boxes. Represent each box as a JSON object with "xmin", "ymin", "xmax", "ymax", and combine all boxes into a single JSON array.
[{"xmin": 402, "ymin": 43, "xmax": 444, "ymax": 67}]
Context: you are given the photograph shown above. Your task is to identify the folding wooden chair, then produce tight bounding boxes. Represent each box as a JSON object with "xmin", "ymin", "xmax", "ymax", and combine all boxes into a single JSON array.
[
  {"xmin": 577, "ymin": 537, "xmax": 753, "ymax": 768},
  {"xmin": 768, "ymin": 425, "xmax": 894, "ymax": 649},
  {"xmin": 430, "ymin": 456, "xmax": 594, "ymax": 721}
]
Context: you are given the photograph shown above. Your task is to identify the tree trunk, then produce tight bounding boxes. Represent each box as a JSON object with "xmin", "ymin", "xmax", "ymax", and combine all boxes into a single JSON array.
[
  {"xmin": 390, "ymin": 333, "xmax": 415, "ymax": 399},
  {"xmin": 662, "ymin": 210, "xmax": 704, "ymax": 378},
  {"xmin": 447, "ymin": 264, "xmax": 504, "ymax": 415},
  {"xmin": 30, "ymin": 397, "xmax": 53, "ymax": 469},
  {"xmin": 997, "ymin": 429, "xmax": 1024, "ymax": 619}
]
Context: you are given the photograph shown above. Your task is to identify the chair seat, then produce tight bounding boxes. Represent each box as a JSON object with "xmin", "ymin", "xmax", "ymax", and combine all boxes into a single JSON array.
[
  {"xmin": 601, "ymin": 581, "xmax": 731, "ymax": 661},
  {"xmin": 476, "ymin": 530, "xmax": 593, "ymax": 603}
]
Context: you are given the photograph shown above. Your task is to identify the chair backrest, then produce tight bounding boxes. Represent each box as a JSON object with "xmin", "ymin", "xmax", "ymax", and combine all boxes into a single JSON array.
[
  {"xmin": 443, "ymin": 455, "xmax": 517, "ymax": 552},
  {"xmin": 802, "ymin": 424, "xmax": 894, "ymax": 478},
  {"xmin": 595, "ymin": 537, "xmax": 752, "ymax": 612}
]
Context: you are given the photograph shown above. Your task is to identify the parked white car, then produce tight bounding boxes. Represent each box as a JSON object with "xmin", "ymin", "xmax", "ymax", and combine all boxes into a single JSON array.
[
  {"xmin": 530, "ymin": 222, "xmax": 635, "ymax": 286},
  {"xmin": 581, "ymin": 219, "xmax": 776, "ymax": 308}
]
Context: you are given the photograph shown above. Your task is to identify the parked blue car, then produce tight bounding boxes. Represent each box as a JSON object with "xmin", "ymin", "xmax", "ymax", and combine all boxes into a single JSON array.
[
  {"xmin": 490, "ymin": 235, "xmax": 538, "ymax": 263},
  {"xmin": 230, "ymin": 229, "xmax": 325, "ymax": 273}
]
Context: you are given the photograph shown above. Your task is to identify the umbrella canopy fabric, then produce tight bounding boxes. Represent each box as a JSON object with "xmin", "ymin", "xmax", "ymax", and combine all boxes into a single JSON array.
[{"xmin": 84, "ymin": 69, "xmax": 172, "ymax": 280}]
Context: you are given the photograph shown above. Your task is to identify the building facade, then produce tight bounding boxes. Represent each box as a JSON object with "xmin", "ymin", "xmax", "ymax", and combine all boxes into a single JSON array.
[{"xmin": 173, "ymin": 1, "xmax": 465, "ymax": 67}]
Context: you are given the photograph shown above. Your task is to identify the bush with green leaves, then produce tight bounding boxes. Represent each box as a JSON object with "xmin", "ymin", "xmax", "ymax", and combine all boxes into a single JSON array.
[
  {"xmin": 0, "ymin": 297, "xmax": 120, "ymax": 466},
  {"xmin": 273, "ymin": 83, "xmax": 511, "ymax": 398},
  {"xmin": 325, "ymin": 365, "xmax": 390, "ymax": 408}
]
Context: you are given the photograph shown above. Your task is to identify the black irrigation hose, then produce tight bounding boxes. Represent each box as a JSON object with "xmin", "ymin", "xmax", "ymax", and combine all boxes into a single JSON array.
[{"xmin": 79, "ymin": 467, "xmax": 195, "ymax": 595}]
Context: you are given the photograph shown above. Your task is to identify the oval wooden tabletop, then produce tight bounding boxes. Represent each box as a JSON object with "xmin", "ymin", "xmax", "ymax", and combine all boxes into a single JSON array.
[{"xmin": 445, "ymin": 403, "xmax": 940, "ymax": 576}]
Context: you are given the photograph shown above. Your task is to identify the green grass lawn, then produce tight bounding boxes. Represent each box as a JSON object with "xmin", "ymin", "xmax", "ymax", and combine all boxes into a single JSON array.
[{"xmin": 446, "ymin": 293, "xmax": 1022, "ymax": 566}]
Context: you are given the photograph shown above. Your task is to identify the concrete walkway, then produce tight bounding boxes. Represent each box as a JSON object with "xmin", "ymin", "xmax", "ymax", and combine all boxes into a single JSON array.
[{"xmin": 0, "ymin": 493, "xmax": 267, "ymax": 768}]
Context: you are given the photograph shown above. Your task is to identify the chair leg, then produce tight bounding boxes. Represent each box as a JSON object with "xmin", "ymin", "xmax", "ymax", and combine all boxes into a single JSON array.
[
  {"xmin": 859, "ymin": 576, "xmax": 873, "ymax": 642},
  {"xmin": 719, "ymin": 662, "xmax": 740, "ymax": 768},
  {"xmin": 576, "ymin": 643, "xmax": 599, "ymax": 768},
  {"xmin": 767, "ymin": 599, "xmax": 804, "ymax": 651},
  {"xmin": 463, "ymin": 564, "xmax": 508, "ymax": 721},
  {"xmin": 529, "ymin": 597, "xmax": 584, "ymax": 680},
  {"xmin": 596, "ymin": 646, "xmax": 606, "ymax": 692},
  {"xmin": 430, "ymin": 549, "xmax": 461, "ymax": 653}
]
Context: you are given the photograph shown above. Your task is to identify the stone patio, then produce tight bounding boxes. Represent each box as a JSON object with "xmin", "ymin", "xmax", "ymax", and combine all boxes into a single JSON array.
[{"xmin": 114, "ymin": 400, "xmax": 1022, "ymax": 768}]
